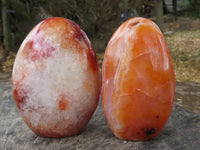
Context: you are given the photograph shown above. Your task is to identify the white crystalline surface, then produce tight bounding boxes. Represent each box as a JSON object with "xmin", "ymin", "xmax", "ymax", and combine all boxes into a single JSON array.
[
  {"xmin": 13, "ymin": 47, "xmax": 98, "ymax": 135},
  {"xmin": 12, "ymin": 19, "xmax": 99, "ymax": 136}
]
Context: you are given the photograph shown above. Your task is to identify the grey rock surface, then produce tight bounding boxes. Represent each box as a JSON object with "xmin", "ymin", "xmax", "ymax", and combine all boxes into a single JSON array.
[
  {"xmin": 175, "ymin": 81, "xmax": 200, "ymax": 114},
  {"xmin": 0, "ymin": 82, "xmax": 200, "ymax": 150}
]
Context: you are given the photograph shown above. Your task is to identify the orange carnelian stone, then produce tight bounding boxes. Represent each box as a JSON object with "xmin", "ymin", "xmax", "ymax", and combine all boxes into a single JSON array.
[
  {"xmin": 12, "ymin": 17, "xmax": 100, "ymax": 137},
  {"xmin": 101, "ymin": 17, "xmax": 175, "ymax": 141}
]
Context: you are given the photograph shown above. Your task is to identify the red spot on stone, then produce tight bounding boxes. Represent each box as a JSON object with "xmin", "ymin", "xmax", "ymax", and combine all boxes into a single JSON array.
[
  {"xmin": 30, "ymin": 46, "xmax": 55, "ymax": 61},
  {"xmin": 129, "ymin": 22, "xmax": 140, "ymax": 27},
  {"xmin": 13, "ymin": 88, "xmax": 26, "ymax": 110},
  {"xmin": 87, "ymin": 49, "xmax": 98, "ymax": 72},
  {"xmin": 58, "ymin": 96, "xmax": 68, "ymax": 110},
  {"xmin": 23, "ymin": 41, "xmax": 34, "ymax": 53},
  {"xmin": 23, "ymin": 39, "xmax": 55, "ymax": 62},
  {"xmin": 36, "ymin": 28, "xmax": 41, "ymax": 34},
  {"xmin": 74, "ymin": 31, "xmax": 84, "ymax": 41},
  {"xmin": 71, "ymin": 21, "xmax": 84, "ymax": 42}
]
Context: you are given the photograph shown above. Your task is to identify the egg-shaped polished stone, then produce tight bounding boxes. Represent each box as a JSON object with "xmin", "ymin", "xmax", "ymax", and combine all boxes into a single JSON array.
[
  {"xmin": 12, "ymin": 17, "xmax": 100, "ymax": 137},
  {"xmin": 101, "ymin": 17, "xmax": 175, "ymax": 141}
]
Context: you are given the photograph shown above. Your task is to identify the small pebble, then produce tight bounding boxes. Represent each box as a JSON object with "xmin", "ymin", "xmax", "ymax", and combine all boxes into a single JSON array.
[{"xmin": 123, "ymin": 141, "xmax": 127, "ymax": 144}]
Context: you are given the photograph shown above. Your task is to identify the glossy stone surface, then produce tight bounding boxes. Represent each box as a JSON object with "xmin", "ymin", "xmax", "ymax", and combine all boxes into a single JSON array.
[
  {"xmin": 12, "ymin": 17, "xmax": 100, "ymax": 137},
  {"xmin": 101, "ymin": 17, "xmax": 175, "ymax": 141}
]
